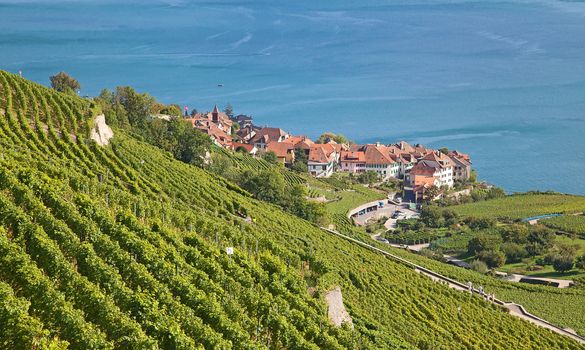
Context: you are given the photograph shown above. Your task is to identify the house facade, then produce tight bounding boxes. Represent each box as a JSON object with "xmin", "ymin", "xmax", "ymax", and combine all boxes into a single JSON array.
[{"xmin": 308, "ymin": 145, "xmax": 337, "ymax": 178}]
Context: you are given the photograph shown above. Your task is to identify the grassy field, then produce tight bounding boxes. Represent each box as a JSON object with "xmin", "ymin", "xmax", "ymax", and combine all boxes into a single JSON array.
[
  {"xmin": 451, "ymin": 193, "xmax": 585, "ymax": 220},
  {"xmin": 324, "ymin": 186, "xmax": 386, "ymax": 215}
]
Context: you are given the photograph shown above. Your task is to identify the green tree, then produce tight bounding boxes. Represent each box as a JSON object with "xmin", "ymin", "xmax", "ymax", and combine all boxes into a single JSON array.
[
  {"xmin": 357, "ymin": 171, "xmax": 379, "ymax": 184},
  {"xmin": 526, "ymin": 225, "xmax": 555, "ymax": 256},
  {"xmin": 467, "ymin": 233, "xmax": 502, "ymax": 255},
  {"xmin": 49, "ymin": 71, "xmax": 80, "ymax": 94},
  {"xmin": 420, "ymin": 206, "xmax": 444, "ymax": 228},
  {"xmin": 439, "ymin": 147, "xmax": 449, "ymax": 155},
  {"xmin": 477, "ymin": 249, "xmax": 506, "ymax": 268},
  {"xmin": 469, "ymin": 169, "xmax": 478, "ymax": 183},
  {"xmin": 552, "ymin": 254, "xmax": 574, "ymax": 273},
  {"xmin": 239, "ymin": 169, "xmax": 286, "ymax": 203},
  {"xmin": 316, "ymin": 132, "xmax": 350, "ymax": 144},
  {"xmin": 284, "ymin": 185, "xmax": 325, "ymax": 223},
  {"xmin": 115, "ymin": 86, "xmax": 155, "ymax": 130},
  {"xmin": 262, "ymin": 151, "xmax": 279, "ymax": 165},
  {"xmin": 501, "ymin": 242, "xmax": 528, "ymax": 263},
  {"xmin": 500, "ymin": 224, "xmax": 529, "ymax": 244},
  {"xmin": 575, "ymin": 255, "xmax": 585, "ymax": 270},
  {"xmin": 292, "ymin": 149, "xmax": 308, "ymax": 173},
  {"xmin": 224, "ymin": 103, "xmax": 234, "ymax": 119}
]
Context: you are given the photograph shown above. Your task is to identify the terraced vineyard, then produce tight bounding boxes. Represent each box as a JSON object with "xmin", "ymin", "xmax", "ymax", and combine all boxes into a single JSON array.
[
  {"xmin": 542, "ymin": 215, "xmax": 585, "ymax": 236},
  {"xmin": 215, "ymin": 147, "xmax": 306, "ymax": 186},
  {"xmin": 0, "ymin": 70, "xmax": 583, "ymax": 349},
  {"xmin": 451, "ymin": 193, "xmax": 585, "ymax": 220}
]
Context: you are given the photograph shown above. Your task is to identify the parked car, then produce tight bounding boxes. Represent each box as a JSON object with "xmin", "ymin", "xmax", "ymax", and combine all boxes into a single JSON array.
[{"xmin": 377, "ymin": 237, "xmax": 390, "ymax": 244}]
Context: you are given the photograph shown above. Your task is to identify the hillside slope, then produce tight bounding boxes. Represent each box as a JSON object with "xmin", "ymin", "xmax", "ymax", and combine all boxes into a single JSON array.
[{"xmin": 0, "ymin": 70, "xmax": 582, "ymax": 349}]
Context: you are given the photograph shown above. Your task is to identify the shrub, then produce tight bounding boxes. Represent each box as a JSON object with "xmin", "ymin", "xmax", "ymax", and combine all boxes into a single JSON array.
[
  {"xmin": 470, "ymin": 260, "xmax": 489, "ymax": 274},
  {"xmin": 467, "ymin": 233, "xmax": 502, "ymax": 255},
  {"xmin": 576, "ymin": 255, "xmax": 585, "ymax": 271},
  {"xmin": 501, "ymin": 242, "xmax": 528, "ymax": 263},
  {"xmin": 551, "ymin": 254, "xmax": 574, "ymax": 273},
  {"xmin": 477, "ymin": 250, "xmax": 506, "ymax": 268}
]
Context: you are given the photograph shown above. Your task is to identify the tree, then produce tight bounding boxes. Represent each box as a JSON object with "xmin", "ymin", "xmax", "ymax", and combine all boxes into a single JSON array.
[
  {"xmin": 49, "ymin": 71, "xmax": 80, "ymax": 93},
  {"xmin": 115, "ymin": 86, "xmax": 156, "ymax": 130},
  {"xmin": 500, "ymin": 224, "xmax": 529, "ymax": 244},
  {"xmin": 292, "ymin": 149, "xmax": 308, "ymax": 173},
  {"xmin": 357, "ymin": 171, "xmax": 379, "ymax": 184},
  {"xmin": 501, "ymin": 242, "xmax": 528, "ymax": 263},
  {"xmin": 316, "ymin": 132, "xmax": 350, "ymax": 145},
  {"xmin": 442, "ymin": 209, "xmax": 459, "ymax": 226},
  {"xmin": 469, "ymin": 169, "xmax": 477, "ymax": 183},
  {"xmin": 420, "ymin": 206, "xmax": 444, "ymax": 228},
  {"xmin": 552, "ymin": 254, "xmax": 574, "ymax": 273},
  {"xmin": 477, "ymin": 250, "xmax": 506, "ymax": 268},
  {"xmin": 439, "ymin": 147, "xmax": 449, "ymax": 155},
  {"xmin": 423, "ymin": 185, "xmax": 440, "ymax": 201},
  {"xmin": 576, "ymin": 255, "xmax": 585, "ymax": 270},
  {"xmin": 160, "ymin": 105, "xmax": 182, "ymax": 117},
  {"xmin": 239, "ymin": 169, "xmax": 286, "ymax": 203},
  {"xmin": 173, "ymin": 120, "xmax": 212, "ymax": 167},
  {"xmin": 224, "ymin": 103, "xmax": 234, "ymax": 119},
  {"xmin": 465, "ymin": 216, "xmax": 496, "ymax": 230},
  {"xmin": 262, "ymin": 151, "xmax": 279, "ymax": 165},
  {"xmin": 470, "ymin": 259, "xmax": 489, "ymax": 274},
  {"xmin": 526, "ymin": 225, "xmax": 555, "ymax": 256},
  {"xmin": 467, "ymin": 233, "xmax": 502, "ymax": 255},
  {"xmin": 283, "ymin": 185, "xmax": 325, "ymax": 223}
]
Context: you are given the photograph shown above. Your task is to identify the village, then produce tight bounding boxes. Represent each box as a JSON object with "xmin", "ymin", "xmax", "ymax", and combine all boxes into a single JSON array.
[{"xmin": 184, "ymin": 105, "xmax": 473, "ymax": 202}]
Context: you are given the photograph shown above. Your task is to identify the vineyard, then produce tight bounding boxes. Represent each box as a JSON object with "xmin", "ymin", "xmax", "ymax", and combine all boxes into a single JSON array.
[
  {"xmin": 215, "ymin": 147, "xmax": 306, "ymax": 186},
  {"xmin": 451, "ymin": 194, "xmax": 585, "ymax": 220},
  {"xmin": 0, "ymin": 70, "xmax": 583, "ymax": 349},
  {"xmin": 542, "ymin": 215, "xmax": 585, "ymax": 236}
]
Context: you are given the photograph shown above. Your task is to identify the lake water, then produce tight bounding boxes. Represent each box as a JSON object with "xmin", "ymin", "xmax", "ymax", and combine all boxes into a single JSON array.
[{"xmin": 1, "ymin": 0, "xmax": 585, "ymax": 194}]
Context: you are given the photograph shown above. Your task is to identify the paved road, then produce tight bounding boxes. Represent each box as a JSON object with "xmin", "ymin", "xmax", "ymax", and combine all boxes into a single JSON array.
[{"xmin": 320, "ymin": 227, "xmax": 585, "ymax": 344}]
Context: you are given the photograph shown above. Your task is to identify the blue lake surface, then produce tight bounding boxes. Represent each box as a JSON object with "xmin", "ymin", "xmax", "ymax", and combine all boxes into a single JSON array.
[{"xmin": 1, "ymin": 0, "xmax": 585, "ymax": 194}]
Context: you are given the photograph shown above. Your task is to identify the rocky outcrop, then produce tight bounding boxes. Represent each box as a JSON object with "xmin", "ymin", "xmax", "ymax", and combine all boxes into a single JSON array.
[
  {"xmin": 90, "ymin": 114, "xmax": 113, "ymax": 146},
  {"xmin": 325, "ymin": 286, "xmax": 353, "ymax": 327}
]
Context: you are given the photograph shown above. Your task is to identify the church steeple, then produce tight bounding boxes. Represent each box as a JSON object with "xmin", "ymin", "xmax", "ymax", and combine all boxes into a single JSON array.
[{"xmin": 212, "ymin": 104, "xmax": 220, "ymax": 123}]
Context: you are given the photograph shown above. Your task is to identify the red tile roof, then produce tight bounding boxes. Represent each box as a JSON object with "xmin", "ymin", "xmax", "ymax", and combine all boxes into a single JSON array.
[
  {"xmin": 251, "ymin": 127, "xmax": 289, "ymax": 144},
  {"xmin": 364, "ymin": 146, "xmax": 394, "ymax": 165},
  {"xmin": 410, "ymin": 162, "xmax": 437, "ymax": 176},
  {"xmin": 340, "ymin": 151, "xmax": 366, "ymax": 163},
  {"xmin": 266, "ymin": 142, "xmax": 294, "ymax": 158},
  {"xmin": 308, "ymin": 146, "xmax": 329, "ymax": 164}
]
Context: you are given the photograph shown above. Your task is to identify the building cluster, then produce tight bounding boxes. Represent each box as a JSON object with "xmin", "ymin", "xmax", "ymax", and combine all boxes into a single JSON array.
[{"xmin": 187, "ymin": 105, "xmax": 472, "ymax": 201}]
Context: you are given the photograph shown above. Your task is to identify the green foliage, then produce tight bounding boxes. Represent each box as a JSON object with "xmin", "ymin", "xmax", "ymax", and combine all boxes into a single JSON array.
[
  {"xmin": 542, "ymin": 215, "xmax": 585, "ymax": 236},
  {"xmin": 576, "ymin": 255, "xmax": 585, "ymax": 270},
  {"xmin": 240, "ymin": 169, "xmax": 286, "ymax": 203},
  {"xmin": 356, "ymin": 171, "xmax": 379, "ymax": 185},
  {"xmin": 470, "ymin": 260, "xmax": 488, "ymax": 274},
  {"xmin": 452, "ymin": 193, "xmax": 585, "ymax": 220},
  {"xmin": 261, "ymin": 150, "xmax": 279, "ymax": 165},
  {"xmin": 49, "ymin": 72, "xmax": 80, "ymax": 94},
  {"xmin": 316, "ymin": 132, "xmax": 349, "ymax": 144},
  {"xmin": 0, "ymin": 70, "xmax": 583, "ymax": 349},
  {"xmin": 467, "ymin": 233, "xmax": 502, "ymax": 255},
  {"xmin": 477, "ymin": 249, "xmax": 506, "ymax": 268},
  {"xmin": 291, "ymin": 149, "xmax": 308, "ymax": 173}
]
